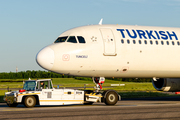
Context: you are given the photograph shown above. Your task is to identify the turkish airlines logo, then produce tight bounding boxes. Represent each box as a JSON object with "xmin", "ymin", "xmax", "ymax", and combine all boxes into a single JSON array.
[{"xmin": 62, "ymin": 54, "xmax": 70, "ymax": 61}]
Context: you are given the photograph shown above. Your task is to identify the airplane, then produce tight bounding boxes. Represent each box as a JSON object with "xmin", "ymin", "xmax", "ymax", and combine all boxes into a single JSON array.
[{"xmin": 36, "ymin": 19, "xmax": 180, "ymax": 96}]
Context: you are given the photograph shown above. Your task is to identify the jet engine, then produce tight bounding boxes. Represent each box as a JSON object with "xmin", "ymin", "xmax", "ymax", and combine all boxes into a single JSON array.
[{"xmin": 152, "ymin": 78, "xmax": 180, "ymax": 92}]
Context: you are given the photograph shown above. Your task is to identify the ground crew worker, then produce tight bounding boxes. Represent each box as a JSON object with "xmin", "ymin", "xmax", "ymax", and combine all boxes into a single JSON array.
[{"xmin": 40, "ymin": 82, "xmax": 45, "ymax": 89}]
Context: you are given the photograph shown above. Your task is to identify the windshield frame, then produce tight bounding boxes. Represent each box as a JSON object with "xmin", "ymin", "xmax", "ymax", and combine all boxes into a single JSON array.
[{"xmin": 54, "ymin": 36, "xmax": 86, "ymax": 44}]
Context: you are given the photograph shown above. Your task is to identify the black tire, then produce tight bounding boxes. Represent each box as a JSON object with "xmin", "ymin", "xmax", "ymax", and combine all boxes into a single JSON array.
[
  {"xmin": 7, "ymin": 103, "xmax": 18, "ymax": 107},
  {"xmin": 104, "ymin": 91, "xmax": 118, "ymax": 105},
  {"xmin": 84, "ymin": 102, "xmax": 93, "ymax": 105},
  {"xmin": 24, "ymin": 96, "xmax": 36, "ymax": 108}
]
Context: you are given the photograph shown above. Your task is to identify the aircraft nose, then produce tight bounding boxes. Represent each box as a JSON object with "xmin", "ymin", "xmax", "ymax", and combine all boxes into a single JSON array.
[{"xmin": 36, "ymin": 47, "xmax": 54, "ymax": 70}]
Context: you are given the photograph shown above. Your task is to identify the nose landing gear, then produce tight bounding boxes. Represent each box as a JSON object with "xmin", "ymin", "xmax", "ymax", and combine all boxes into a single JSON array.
[
  {"xmin": 92, "ymin": 77, "xmax": 105, "ymax": 92},
  {"xmin": 89, "ymin": 77, "xmax": 120, "ymax": 105}
]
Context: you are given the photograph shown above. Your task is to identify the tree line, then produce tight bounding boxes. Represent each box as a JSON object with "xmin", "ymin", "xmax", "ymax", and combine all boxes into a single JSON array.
[
  {"xmin": 0, "ymin": 70, "xmax": 152, "ymax": 82},
  {"xmin": 0, "ymin": 70, "xmax": 68, "ymax": 79}
]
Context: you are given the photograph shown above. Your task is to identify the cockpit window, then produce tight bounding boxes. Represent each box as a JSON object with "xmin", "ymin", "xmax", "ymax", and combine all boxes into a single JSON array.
[
  {"xmin": 77, "ymin": 36, "xmax": 86, "ymax": 43},
  {"xmin": 54, "ymin": 36, "xmax": 68, "ymax": 43},
  {"xmin": 67, "ymin": 36, "xmax": 77, "ymax": 43}
]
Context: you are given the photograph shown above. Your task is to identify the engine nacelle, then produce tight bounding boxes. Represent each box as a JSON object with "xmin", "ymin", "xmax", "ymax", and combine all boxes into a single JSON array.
[{"xmin": 152, "ymin": 78, "xmax": 180, "ymax": 92}]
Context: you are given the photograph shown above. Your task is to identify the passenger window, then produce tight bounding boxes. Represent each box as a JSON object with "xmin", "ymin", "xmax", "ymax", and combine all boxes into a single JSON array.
[
  {"xmin": 67, "ymin": 36, "xmax": 77, "ymax": 43},
  {"xmin": 133, "ymin": 40, "xmax": 136, "ymax": 44},
  {"xmin": 172, "ymin": 41, "xmax": 175, "ymax": 45},
  {"xmin": 139, "ymin": 40, "xmax": 141, "ymax": 44},
  {"xmin": 155, "ymin": 41, "xmax": 158, "ymax": 45},
  {"xmin": 54, "ymin": 36, "xmax": 68, "ymax": 43},
  {"xmin": 166, "ymin": 41, "xmax": 169, "ymax": 45},
  {"xmin": 121, "ymin": 39, "xmax": 124, "ymax": 44},
  {"xmin": 161, "ymin": 41, "xmax": 164, "ymax": 45},
  {"xmin": 150, "ymin": 41, "xmax": 153, "ymax": 45},
  {"xmin": 144, "ymin": 40, "xmax": 147, "ymax": 44},
  {"xmin": 127, "ymin": 40, "xmax": 130, "ymax": 44},
  {"xmin": 177, "ymin": 41, "xmax": 180, "ymax": 45},
  {"xmin": 77, "ymin": 36, "xmax": 86, "ymax": 43}
]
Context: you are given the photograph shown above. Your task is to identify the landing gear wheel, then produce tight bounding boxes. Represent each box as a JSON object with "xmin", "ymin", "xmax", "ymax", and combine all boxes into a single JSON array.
[
  {"xmin": 24, "ymin": 96, "xmax": 36, "ymax": 108},
  {"xmin": 104, "ymin": 91, "xmax": 118, "ymax": 105},
  {"xmin": 7, "ymin": 103, "xmax": 18, "ymax": 107}
]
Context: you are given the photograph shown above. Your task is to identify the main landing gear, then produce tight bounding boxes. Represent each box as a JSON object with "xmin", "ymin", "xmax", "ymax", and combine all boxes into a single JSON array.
[{"xmin": 84, "ymin": 77, "xmax": 120, "ymax": 105}]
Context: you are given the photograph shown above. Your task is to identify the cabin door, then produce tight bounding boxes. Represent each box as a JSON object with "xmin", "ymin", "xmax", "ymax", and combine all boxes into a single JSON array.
[{"xmin": 100, "ymin": 28, "xmax": 116, "ymax": 56}]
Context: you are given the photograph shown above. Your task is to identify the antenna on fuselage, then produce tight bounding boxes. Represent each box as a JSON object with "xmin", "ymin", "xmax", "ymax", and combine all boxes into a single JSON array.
[{"xmin": 99, "ymin": 18, "xmax": 103, "ymax": 25}]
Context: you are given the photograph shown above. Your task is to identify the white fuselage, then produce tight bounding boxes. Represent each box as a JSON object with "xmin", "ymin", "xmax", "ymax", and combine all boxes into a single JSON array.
[{"xmin": 36, "ymin": 24, "xmax": 180, "ymax": 78}]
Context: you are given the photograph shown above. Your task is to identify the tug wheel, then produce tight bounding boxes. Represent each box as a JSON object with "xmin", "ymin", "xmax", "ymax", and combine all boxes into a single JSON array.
[
  {"xmin": 24, "ymin": 96, "xmax": 36, "ymax": 108},
  {"xmin": 104, "ymin": 91, "xmax": 118, "ymax": 105}
]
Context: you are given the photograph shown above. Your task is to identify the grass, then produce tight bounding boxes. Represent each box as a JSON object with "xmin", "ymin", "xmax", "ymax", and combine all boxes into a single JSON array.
[
  {"xmin": 118, "ymin": 91, "xmax": 171, "ymax": 98},
  {"xmin": 51, "ymin": 78, "xmax": 156, "ymax": 91},
  {"xmin": 0, "ymin": 78, "xmax": 177, "ymax": 102},
  {"xmin": 0, "ymin": 90, "xmax": 8, "ymax": 103}
]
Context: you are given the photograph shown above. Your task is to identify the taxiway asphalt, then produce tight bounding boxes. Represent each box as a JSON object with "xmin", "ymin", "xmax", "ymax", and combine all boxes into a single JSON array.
[{"xmin": 1, "ymin": 96, "xmax": 180, "ymax": 120}]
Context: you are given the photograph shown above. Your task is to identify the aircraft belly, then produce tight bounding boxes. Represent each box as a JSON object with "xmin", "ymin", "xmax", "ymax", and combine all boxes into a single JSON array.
[
  {"xmin": 49, "ymin": 67, "xmax": 179, "ymax": 78},
  {"xmin": 50, "ymin": 47, "xmax": 180, "ymax": 78}
]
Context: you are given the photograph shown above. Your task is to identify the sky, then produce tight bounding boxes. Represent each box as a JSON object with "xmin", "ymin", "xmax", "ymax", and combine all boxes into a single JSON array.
[{"xmin": 0, "ymin": 0, "xmax": 180, "ymax": 72}]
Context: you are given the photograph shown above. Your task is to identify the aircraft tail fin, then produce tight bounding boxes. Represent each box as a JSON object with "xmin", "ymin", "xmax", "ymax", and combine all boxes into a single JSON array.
[{"xmin": 99, "ymin": 18, "xmax": 103, "ymax": 25}]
